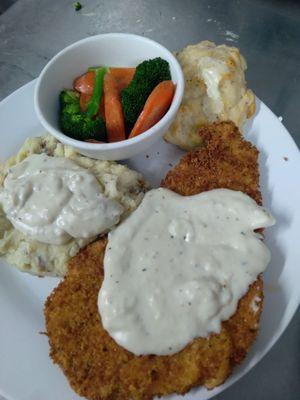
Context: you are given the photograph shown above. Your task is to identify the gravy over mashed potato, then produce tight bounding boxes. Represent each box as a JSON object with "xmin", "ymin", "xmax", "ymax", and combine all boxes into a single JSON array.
[
  {"xmin": 0, "ymin": 135, "xmax": 146, "ymax": 277},
  {"xmin": 164, "ymin": 41, "xmax": 255, "ymax": 150}
]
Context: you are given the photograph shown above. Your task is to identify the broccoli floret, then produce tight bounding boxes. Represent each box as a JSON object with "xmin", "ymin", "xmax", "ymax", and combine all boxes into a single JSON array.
[
  {"xmin": 59, "ymin": 90, "xmax": 106, "ymax": 141},
  {"xmin": 60, "ymin": 90, "xmax": 79, "ymax": 107},
  {"xmin": 63, "ymin": 102, "xmax": 81, "ymax": 115},
  {"xmin": 60, "ymin": 113, "xmax": 106, "ymax": 141},
  {"xmin": 121, "ymin": 57, "xmax": 171, "ymax": 130},
  {"xmin": 132, "ymin": 57, "xmax": 171, "ymax": 85}
]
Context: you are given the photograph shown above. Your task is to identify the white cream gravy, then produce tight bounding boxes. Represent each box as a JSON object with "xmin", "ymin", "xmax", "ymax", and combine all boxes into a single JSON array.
[
  {"xmin": 98, "ymin": 188, "xmax": 275, "ymax": 356},
  {"xmin": 0, "ymin": 154, "xmax": 123, "ymax": 245}
]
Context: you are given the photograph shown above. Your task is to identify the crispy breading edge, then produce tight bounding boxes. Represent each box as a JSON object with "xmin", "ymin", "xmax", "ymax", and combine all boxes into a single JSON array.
[
  {"xmin": 162, "ymin": 121, "xmax": 261, "ymax": 205},
  {"xmin": 45, "ymin": 121, "xmax": 264, "ymax": 400}
]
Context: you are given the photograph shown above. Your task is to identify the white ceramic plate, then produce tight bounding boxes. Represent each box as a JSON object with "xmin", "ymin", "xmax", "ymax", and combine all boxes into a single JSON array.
[{"xmin": 0, "ymin": 81, "xmax": 299, "ymax": 400}]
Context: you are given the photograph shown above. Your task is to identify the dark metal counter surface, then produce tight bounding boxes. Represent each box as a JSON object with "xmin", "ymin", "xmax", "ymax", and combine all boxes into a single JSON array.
[{"xmin": 0, "ymin": 1, "xmax": 299, "ymax": 399}]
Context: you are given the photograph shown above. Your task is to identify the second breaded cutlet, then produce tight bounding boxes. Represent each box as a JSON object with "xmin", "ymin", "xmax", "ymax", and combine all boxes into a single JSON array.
[{"xmin": 45, "ymin": 121, "xmax": 264, "ymax": 400}]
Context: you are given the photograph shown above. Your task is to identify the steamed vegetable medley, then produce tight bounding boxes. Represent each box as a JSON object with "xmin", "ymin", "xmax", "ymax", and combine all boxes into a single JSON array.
[{"xmin": 59, "ymin": 58, "xmax": 175, "ymax": 143}]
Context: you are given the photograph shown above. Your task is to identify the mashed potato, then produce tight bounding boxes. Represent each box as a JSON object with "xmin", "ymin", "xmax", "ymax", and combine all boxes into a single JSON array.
[
  {"xmin": 164, "ymin": 41, "xmax": 255, "ymax": 150},
  {"xmin": 0, "ymin": 135, "xmax": 147, "ymax": 277}
]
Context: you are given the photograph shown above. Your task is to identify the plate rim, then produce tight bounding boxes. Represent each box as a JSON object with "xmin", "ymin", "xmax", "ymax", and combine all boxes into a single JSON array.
[{"xmin": 0, "ymin": 79, "xmax": 299, "ymax": 400}]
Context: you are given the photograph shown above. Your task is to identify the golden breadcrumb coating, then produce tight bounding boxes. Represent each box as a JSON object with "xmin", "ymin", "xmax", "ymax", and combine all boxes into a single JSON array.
[
  {"xmin": 162, "ymin": 121, "xmax": 261, "ymax": 205},
  {"xmin": 45, "ymin": 121, "xmax": 264, "ymax": 399}
]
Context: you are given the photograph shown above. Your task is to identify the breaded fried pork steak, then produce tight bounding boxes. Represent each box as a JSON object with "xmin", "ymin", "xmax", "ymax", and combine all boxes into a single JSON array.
[{"xmin": 45, "ymin": 121, "xmax": 264, "ymax": 400}]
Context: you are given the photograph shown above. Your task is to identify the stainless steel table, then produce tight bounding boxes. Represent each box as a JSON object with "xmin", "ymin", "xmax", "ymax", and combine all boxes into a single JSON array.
[{"xmin": 0, "ymin": 1, "xmax": 299, "ymax": 399}]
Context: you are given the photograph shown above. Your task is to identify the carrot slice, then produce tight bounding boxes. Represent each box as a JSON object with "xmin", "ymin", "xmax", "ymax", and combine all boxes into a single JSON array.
[
  {"xmin": 74, "ymin": 71, "xmax": 95, "ymax": 95},
  {"xmin": 110, "ymin": 68, "xmax": 135, "ymax": 91},
  {"xmin": 110, "ymin": 67, "xmax": 135, "ymax": 77},
  {"xmin": 79, "ymin": 93, "xmax": 92, "ymax": 112},
  {"xmin": 103, "ymin": 73, "xmax": 126, "ymax": 142},
  {"xmin": 74, "ymin": 68, "xmax": 135, "ymax": 94},
  {"xmin": 129, "ymin": 80, "xmax": 175, "ymax": 138}
]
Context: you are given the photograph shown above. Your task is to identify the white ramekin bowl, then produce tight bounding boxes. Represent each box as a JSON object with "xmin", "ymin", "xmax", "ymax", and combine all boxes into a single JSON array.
[{"xmin": 34, "ymin": 33, "xmax": 184, "ymax": 160}]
